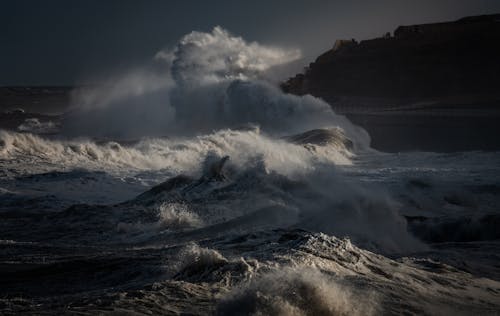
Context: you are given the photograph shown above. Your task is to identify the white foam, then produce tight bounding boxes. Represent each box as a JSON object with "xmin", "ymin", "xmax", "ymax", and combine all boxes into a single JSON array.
[
  {"xmin": 157, "ymin": 203, "xmax": 203, "ymax": 229},
  {"xmin": 174, "ymin": 243, "xmax": 228, "ymax": 275},
  {"xmin": 64, "ymin": 26, "xmax": 370, "ymax": 151},
  {"xmin": 218, "ymin": 266, "xmax": 377, "ymax": 316},
  {"xmin": 0, "ymin": 128, "xmax": 353, "ymax": 177}
]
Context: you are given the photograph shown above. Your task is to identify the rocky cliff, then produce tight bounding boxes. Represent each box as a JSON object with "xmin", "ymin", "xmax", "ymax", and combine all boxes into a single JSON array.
[
  {"xmin": 281, "ymin": 14, "xmax": 500, "ymax": 152},
  {"xmin": 282, "ymin": 14, "xmax": 500, "ymax": 103}
]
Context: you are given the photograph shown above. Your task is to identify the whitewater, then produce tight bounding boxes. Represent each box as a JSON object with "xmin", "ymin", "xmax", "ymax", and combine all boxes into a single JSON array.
[{"xmin": 1, "ymin": 27, "xmax": 500, "ymax": 315}]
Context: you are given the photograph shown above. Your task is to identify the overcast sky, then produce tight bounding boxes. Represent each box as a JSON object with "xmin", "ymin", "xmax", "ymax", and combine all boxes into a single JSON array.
[{"xmin": 2, "ymin": 0, "xmax": 500, "ymax": 85}]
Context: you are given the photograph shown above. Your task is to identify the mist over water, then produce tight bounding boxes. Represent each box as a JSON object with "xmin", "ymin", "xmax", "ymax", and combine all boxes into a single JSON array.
[
  {"xmin": 63, "ymin": 26, "xmax": 369, "ymax": 148},
  {"xmin": 2, "ymin": 26, "xmax": 500, "ymax": 315}
]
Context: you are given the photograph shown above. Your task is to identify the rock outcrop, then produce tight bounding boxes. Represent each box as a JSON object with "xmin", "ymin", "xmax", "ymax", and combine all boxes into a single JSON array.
[
  {"xmin": 282, "ymin": 14, "xmax": 500, "ymax": 101},
  {"xmin": 281, "ymin": 14, "xmax": 500, "ymax": 152}
]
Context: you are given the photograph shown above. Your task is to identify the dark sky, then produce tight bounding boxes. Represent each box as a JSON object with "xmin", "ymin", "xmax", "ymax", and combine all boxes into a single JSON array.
[{"xmin": 2, "ymin": 0, "xmax": 500, "ymax": 85}]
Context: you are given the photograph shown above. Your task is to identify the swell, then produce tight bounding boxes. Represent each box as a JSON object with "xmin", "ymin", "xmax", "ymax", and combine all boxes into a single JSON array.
[
  {"xmin": 1, "ymin": 152, "xmax": 422, "ymax": 254},
  {"xmin": 407, "ymin": 214, "xmax": 500, "ymax": 243}
]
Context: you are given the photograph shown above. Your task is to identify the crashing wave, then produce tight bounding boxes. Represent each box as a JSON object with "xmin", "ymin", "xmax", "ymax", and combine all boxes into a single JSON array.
[
  {"xmin": 0, "ymin": 128, "xmax": 354, "ymax": 176},
  {"xmin": 63, "ymin": 26, "xmax": 370, "ymax": 152},
  {"xmin": 218, "ymin": 267, "xmax": 375, "ymax": 316},
  {"xmin": 284, "ymin": 127, "xmax": 355, "ymax": 159},
  {"xmin": 2, "ymin": 228, "xmax": 498, "ymax": 315},
  {"xmin": 131, "ymin": 154, "xmax": 423, "ymax": 253}
]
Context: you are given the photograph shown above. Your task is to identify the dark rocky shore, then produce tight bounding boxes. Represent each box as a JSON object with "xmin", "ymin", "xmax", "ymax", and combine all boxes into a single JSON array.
[{"xmin": 282, "ymin": 14, "xmax": 500, "ymax": 152}]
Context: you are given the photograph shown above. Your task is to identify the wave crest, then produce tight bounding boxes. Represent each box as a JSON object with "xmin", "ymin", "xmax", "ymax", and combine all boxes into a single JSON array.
[
  {"xmin": 217, "ymin": 267, "xmax": 377, "ymax": 316},
  {"xmin": 0, "ymin": 128, "xmax": 353, "ymax": 175}
]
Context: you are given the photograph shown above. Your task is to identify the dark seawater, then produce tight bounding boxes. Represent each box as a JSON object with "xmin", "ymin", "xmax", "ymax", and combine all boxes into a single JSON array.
[{"xmin": 1, "ymin": 128, "xmax": 499, "ymax": 315}]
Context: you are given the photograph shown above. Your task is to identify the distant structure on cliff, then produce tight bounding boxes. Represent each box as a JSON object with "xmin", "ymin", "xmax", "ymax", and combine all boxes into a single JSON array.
[
  {"xmin": 282, "ymin": 14, "xmax": 500, "ymax": 103},
  {"xmin": 394, "ymin": 14, "xmax": 500, "ymax": 39}
]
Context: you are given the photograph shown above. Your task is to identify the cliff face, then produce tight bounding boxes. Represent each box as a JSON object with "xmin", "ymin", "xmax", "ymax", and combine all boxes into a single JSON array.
[
  {"xmin": 282, "ymin": 14, "xmax": 500, "ymax": 152},
  {"xmin": 282, "ymin": 14, "xmax": 500, "ymax": 101}
]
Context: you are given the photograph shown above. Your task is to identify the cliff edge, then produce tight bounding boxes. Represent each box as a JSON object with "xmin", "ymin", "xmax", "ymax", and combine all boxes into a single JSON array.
[
  {"xmin": 282, "ymin": 14, "xmax": 500, "ymax": 103},
  {"xmin": 281, "ymin": 14, "xmax": 500, "ymax": 152}
]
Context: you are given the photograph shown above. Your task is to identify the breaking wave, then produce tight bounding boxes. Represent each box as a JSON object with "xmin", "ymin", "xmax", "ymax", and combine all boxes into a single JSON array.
[
  {"xmin": 157, "ymin": 203, "xmax": 203, "ymax": 230},
  {"xmin": 63, "ymin": 26, "xmax": 369, "ymax": 150},
  {"xmin": 218, "ymin": 267, "xmax": 377, "ymax": 316},
  {"xmin": 0, "ymin": 127, "xmax": 353, "ymax": 175},
  {"xmin": 174, "ymin": 243, "xmax": 230, "ymax": 279}
]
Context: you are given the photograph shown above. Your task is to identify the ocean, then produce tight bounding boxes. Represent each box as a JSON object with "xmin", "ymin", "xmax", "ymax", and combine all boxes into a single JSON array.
[{"xmin": 1, "ymin": 26, "xmax": 499, "ymax": 315}]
